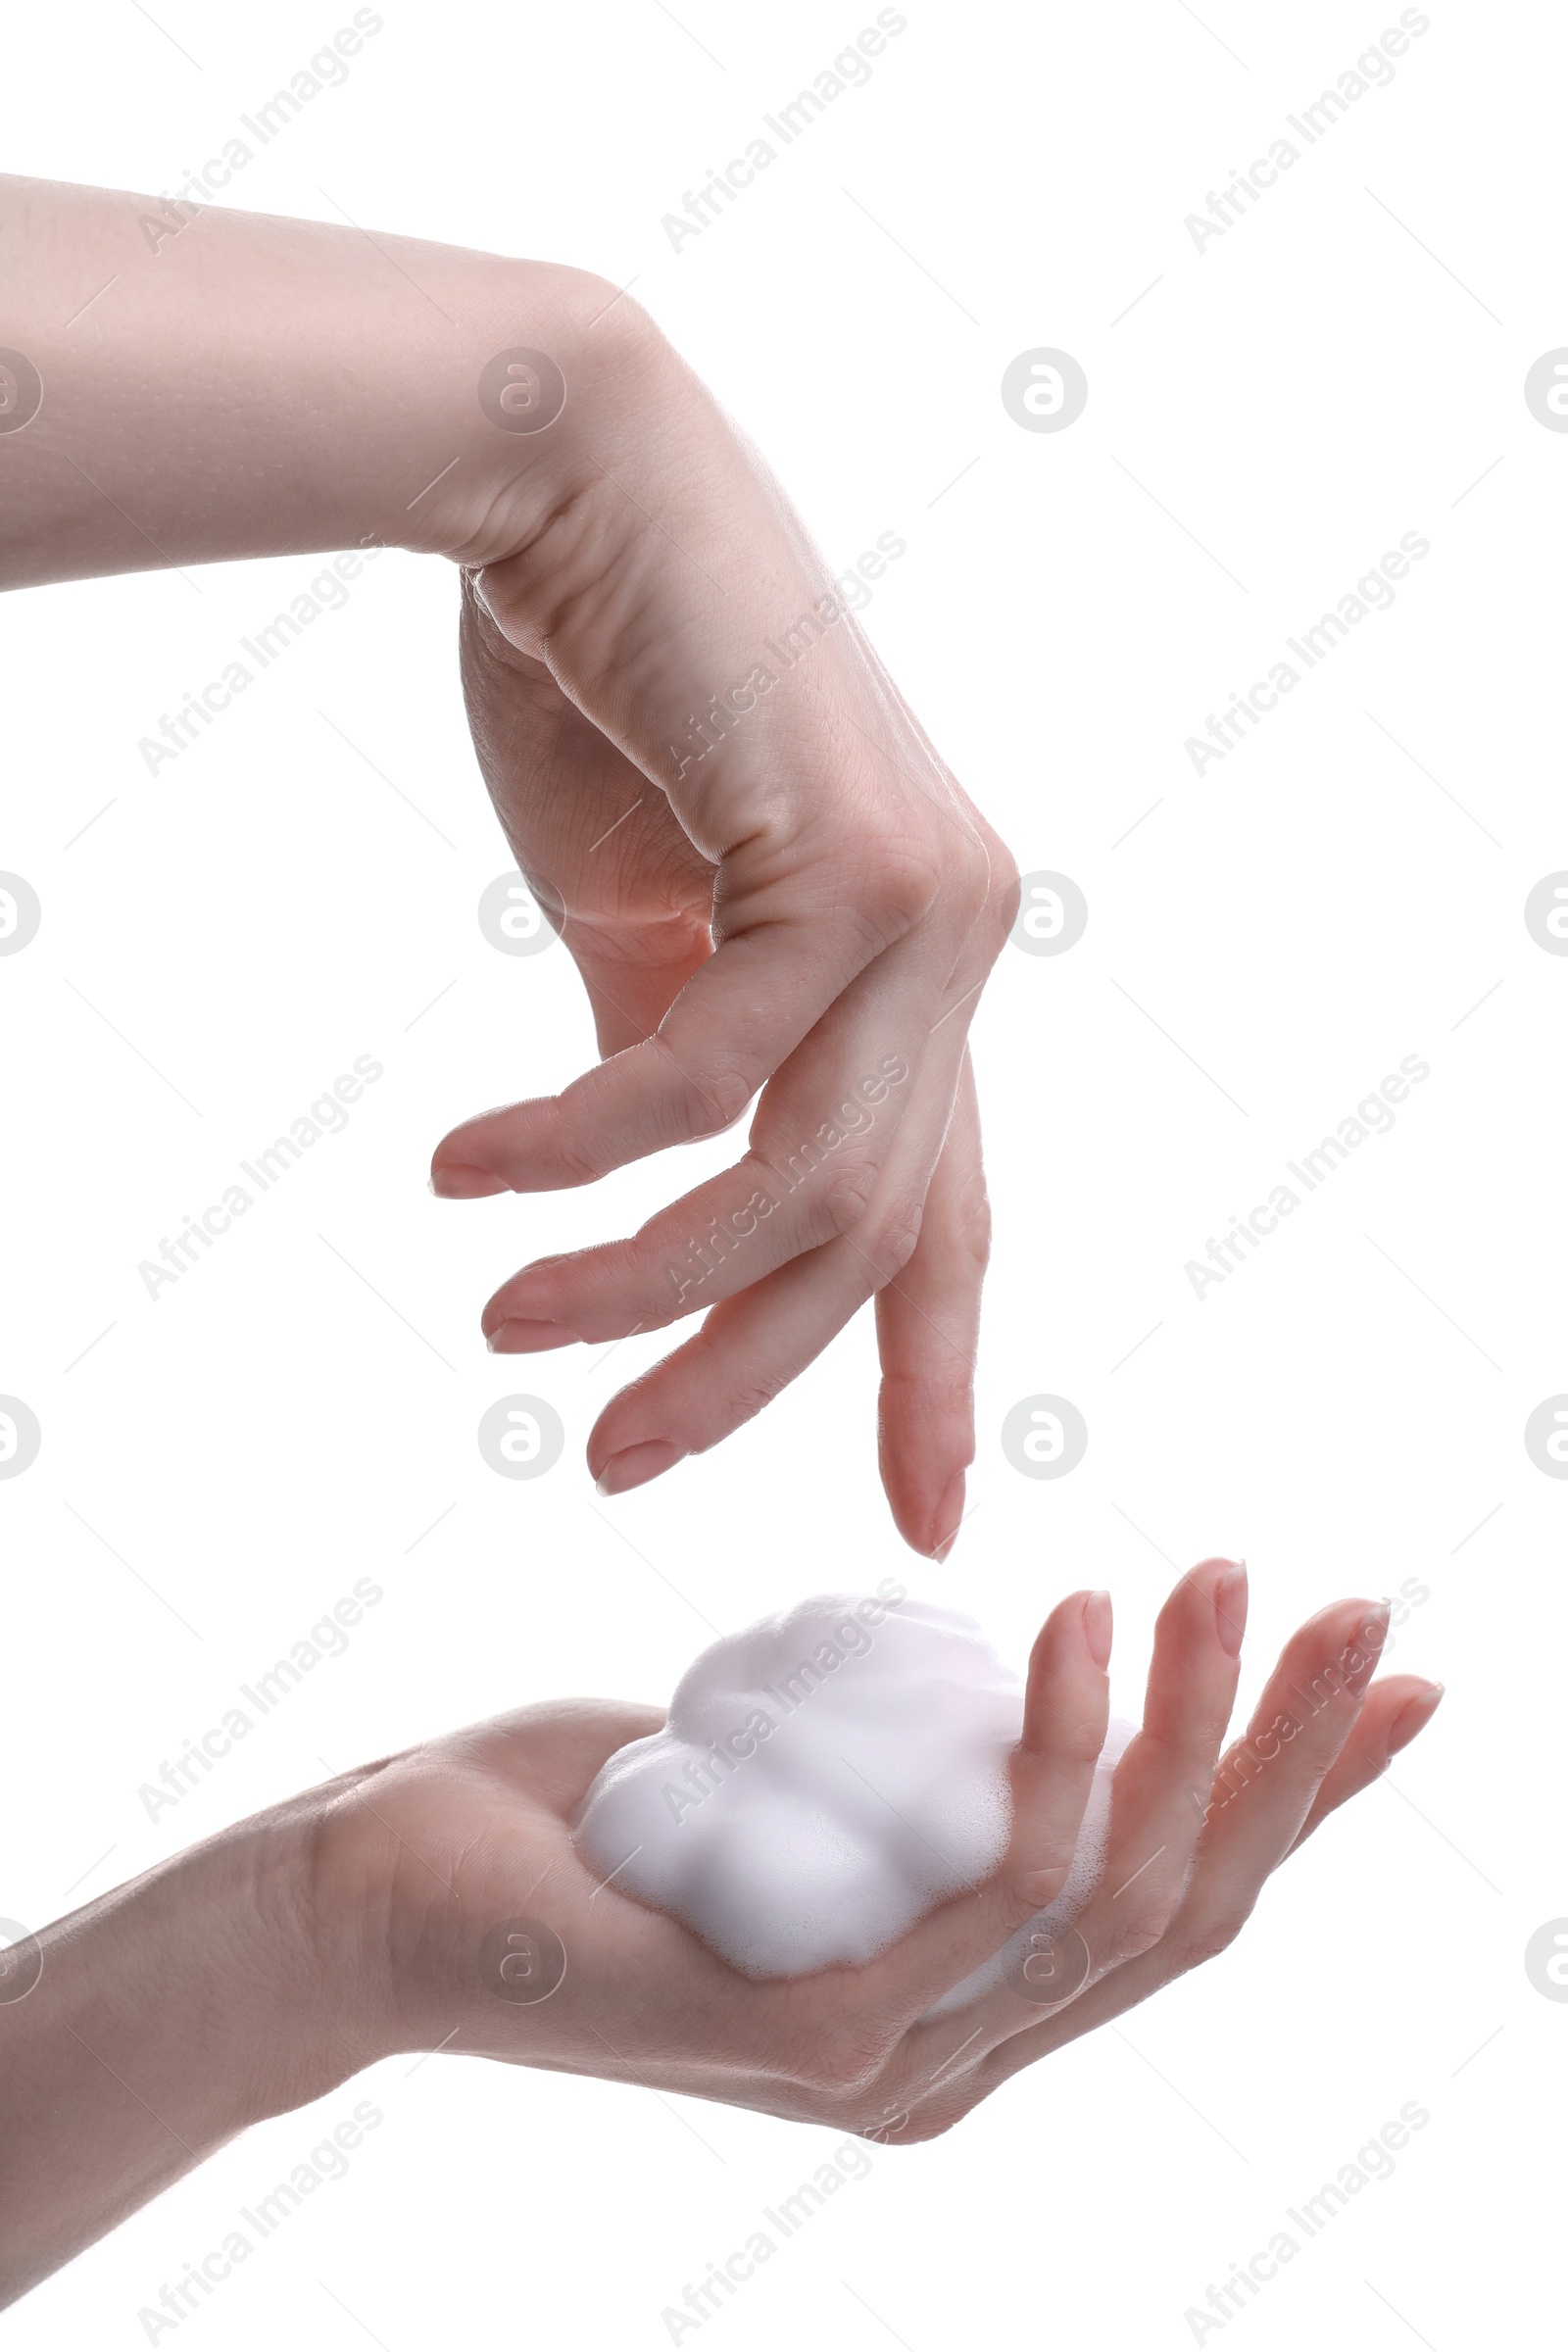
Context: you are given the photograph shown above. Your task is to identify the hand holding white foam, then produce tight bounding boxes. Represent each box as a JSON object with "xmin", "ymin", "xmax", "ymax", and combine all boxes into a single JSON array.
[{"xmin": 573, "ymin": 1584, "xmax": 1133, "ymax": 1990}]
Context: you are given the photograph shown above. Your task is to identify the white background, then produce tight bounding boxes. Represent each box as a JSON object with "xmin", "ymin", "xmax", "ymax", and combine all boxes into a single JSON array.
[{"xmin": 2, "ymin": 1, "xmax": 1562, "ymax": 2344}]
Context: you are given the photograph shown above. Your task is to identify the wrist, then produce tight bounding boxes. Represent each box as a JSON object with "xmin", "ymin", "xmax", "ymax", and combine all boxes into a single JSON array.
[
  {"xmin": 379, "ymin": 252, "xmax": 662, "ymax": 569},
  {"xmin": 171, "ymin": 1792, "xmax": 395, "ymax": 2114},
  {"xmin": 0, "ymin": 1792, "xmax": 385, "ymax": 2305}
]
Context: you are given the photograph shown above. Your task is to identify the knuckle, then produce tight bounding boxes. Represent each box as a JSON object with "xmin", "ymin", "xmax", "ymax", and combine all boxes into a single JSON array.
[
  {"xmin": 1006, "ymin": 1864, "xmax": 1071, "ymax": 1922},
  {"xmin": 1014, "ymin": 1701, "xmax": 1103, "ymax": 1780},
  {"xmin": 693, "ymin": 1061, "xmax": 760, "ymax": 1133},
  {"xmin": 547, "ymin": 1125, "xmax": 608, "ymax": 1191},
  {"xmin": 564, "ymin": 267, "xmax": 661, "ymax": 345},
  {"xmin": 949, "ymin": 1176, "xmax": 992, "ymax": 1271},
  {"xmin": 659, "ymin": 1042, "xmax": 757, "ymax": 1139},
  {"xmin": 681, "ymin": 1332, "xmax": 783, "ymax": 1429},
  {"xmin": 727, "ymin": 1374, "xmax": 787, "ymax": 1429},
  {"xmin": 1110, "ymin": 1896, "xmax": 1184, "ymax": 1964},
  {"xmin": 888, "ymin": 1367, "xmax": 974, "ymax": 1430},
  {"xmin": 952, "ymin": 840, "xmax": 994, "ymax": 925},
  {"xmin": 865, "ymin": 1194, "xmax": 925, "ymax": 1278},
  {"xmin": 822, "ymin": 1160, "xmax": 881, "ymax": 1239},
  {"xmin": 797, "ymin": 2025, "xmax": 891, "ymax": 2101},
  {"xmin": 911, "ymin": 828, "xmax": 993, "ymax": 938},
  {"xmin": 1172, "ymin": 1907, "xmax": 1250, "ymax": 1973},
  {"xmin": 886, "ymin": 2103, "xmax": 961, "ymax": 2145},
  {"xmin": 858, "ymin": 847, "xmax": 947, "ymax": 942},
  {"xmin": 984, "ymin": 840, "xmax": 1022, "ymax": 941}
]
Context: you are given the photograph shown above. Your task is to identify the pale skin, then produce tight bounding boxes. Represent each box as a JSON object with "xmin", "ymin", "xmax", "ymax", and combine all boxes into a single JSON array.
[
  {"xmin": 2, "ymin": 172, "xmax": 1016, "ymax": 1555},
  {"xmin": 0, "ymin": 1563, "xmax": 1442, "ymax": 2305},
  {"xmin": 1, "ymin": 187, "xmax": 1443, "ymax": 2301}
]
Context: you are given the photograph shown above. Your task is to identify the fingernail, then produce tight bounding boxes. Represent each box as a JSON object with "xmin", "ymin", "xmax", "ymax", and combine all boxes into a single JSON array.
[
  {"xmin": 1388, "ymin": 1682, "xmax": 1444, "ymax": 1753},
  {"xmin": 486, "ymin": 1319, "xmax": 579, "ymax": 1353},
  {"xmin": 1082, "ymin": 1590, "xmax": 1113, "ymax": 1671},
  {"xmin": 930, "ymin": 1473, "xmax": 965, "ymax": 1562},
  {"xmin": 430, "ymin": 1164, "xmax": 508, "ymax": 1199},
  {"xmin": 594, "ymin": 1439, "xmax": 685, "ymax": 1496},
  {"xmin": 1214, "ymin": 1560, "xmax": 1249, "ymax": 1657}
]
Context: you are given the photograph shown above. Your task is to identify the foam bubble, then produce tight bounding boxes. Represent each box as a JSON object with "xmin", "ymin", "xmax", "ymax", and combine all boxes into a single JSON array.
[{"xmin": 573, "ymin": 1589, "xmax": 1133, "ymax": 2002}]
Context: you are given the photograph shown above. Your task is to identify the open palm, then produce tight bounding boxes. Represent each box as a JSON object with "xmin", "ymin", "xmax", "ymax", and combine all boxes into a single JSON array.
[{"xmin": 312, "ymin": 1563, "xmax": 1439, "ymax": 2140}]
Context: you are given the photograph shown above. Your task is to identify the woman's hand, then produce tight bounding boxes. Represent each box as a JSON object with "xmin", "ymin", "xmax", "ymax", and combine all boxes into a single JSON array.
[
  {"xmin": 0, "ymin": 1561, "xmax": 1441, "ymax": 2305},
  {"xmin": 317, "ymin": 1560, "xmax": 1438, "ymax": 2139},
  {"xmin": 0, "ymin": 174, "xmax": 1015, "ymax": 1553},
  {"xmin": 433, "ymin": 337, "xmax": 1017, "ymax": 1554}
]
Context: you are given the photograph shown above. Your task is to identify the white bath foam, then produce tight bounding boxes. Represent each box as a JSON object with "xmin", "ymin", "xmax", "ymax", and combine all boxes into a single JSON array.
[{"xmin": 573, "ymin": 1586, "xmax": 1135, "ymax": 2001}]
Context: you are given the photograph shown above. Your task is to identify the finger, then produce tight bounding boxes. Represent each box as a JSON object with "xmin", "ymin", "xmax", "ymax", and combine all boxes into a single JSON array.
[
  {"xmin": 1066, "ymin": 1556, "xmax": 1248, "ymax": 1976},
  {"xmin": 886, "ymin": 1558, "xmax": 1245, "ymax": 2083},
  {"xmin": 1285, "ymin": 1673, "xmax": 1443, "ymax": 1854},
  {"xmin": 875, "ymin": 1054, "xmax": 987, "ymax": 1561},
  {"xmin": 480, "ymin": 821, "xmax": 1013, "ymax": 1351},
  {"xmin": 431, "ymin": 815, "xmax": 987, "ymax": 1198},
  {"xmin": 585, "ymin": 1231, "xmax": 908, "ymax": 1495},
  {"xmin": 580, "ymin": 1035, "xmax": 976, "ymax": 1493},
  {"xmin": 1192, "ymin": 1594, "xmax": 1391, "ymax": 1892},
  {"xmin": 1030, "ymin": 1593, "xmax": 1386, "ymax": 2032},
  {"xmin": 478, "ymin": 1075, "xmax": 914, "ymax": 1351},
  {"xmin": 479, "ymin": 924, "xmax": 974, "ymax": 1349},
  {"xmin": 932, "ymin": 1597, "xmax": 1401, "ymax": 2117},
  {"xmin": 806, "ymin": 1588, "xmax": 1111, "ymax": 2034}
]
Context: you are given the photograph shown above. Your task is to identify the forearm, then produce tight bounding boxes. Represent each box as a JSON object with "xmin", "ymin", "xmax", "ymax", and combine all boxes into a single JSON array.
[
  {"xmin": 0, "ymin": 173, "xmax": 634, "ymax": 585},
  {"xmin": 1, "ymin": 173, "xmax": 886, "ymax": 777},
  {"xmin": 0, "ymin": 1799, "xmax": 381, "ymax": 2310}
]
